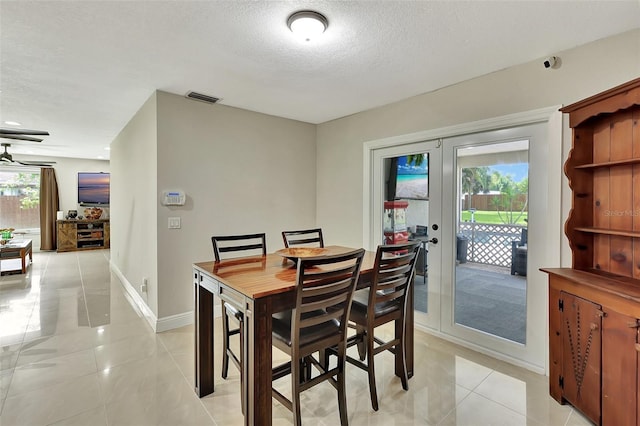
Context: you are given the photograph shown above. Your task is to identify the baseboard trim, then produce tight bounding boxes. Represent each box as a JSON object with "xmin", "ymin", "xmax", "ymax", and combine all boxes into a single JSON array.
[
  {"xmin": 109, "ymin": 261, "xmax": 221, "ymax": 332},
  {"xmin": 110, "ymin": 261, "xmax": 158, "ymax": 331},
  {"xmin": 156, "ymin": 311, "xmax": 193, "ymax": 332}
]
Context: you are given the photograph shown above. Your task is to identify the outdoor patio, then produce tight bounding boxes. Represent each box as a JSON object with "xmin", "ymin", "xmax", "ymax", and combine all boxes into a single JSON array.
[{"xmin": 414, "ymin": 262, "xmax": 527, "ymax": 344}]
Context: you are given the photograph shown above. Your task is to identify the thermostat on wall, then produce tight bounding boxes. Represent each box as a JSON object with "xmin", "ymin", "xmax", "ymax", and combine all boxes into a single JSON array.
[{"xmin": 162, "ymin": 191, "xmax": 186, "ymax": 206}]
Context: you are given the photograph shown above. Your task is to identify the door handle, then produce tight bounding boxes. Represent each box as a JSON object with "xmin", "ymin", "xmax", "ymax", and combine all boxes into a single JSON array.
[{"xmin": 428, "ymin": 237, "xmax": 438, "ymax": 244}]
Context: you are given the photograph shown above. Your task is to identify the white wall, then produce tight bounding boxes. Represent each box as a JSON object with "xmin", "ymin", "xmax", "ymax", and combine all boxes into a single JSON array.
[
  {"xmin": 9, "ymin": 154, "xmax": 109, "ymax": 213},
  {"xmin": 316, "ymin": 29, "xmax": 640, "ymax": 266},
  {"xmin": 48, "ymin": 157, "xmax": 110, "ymax": 215}
]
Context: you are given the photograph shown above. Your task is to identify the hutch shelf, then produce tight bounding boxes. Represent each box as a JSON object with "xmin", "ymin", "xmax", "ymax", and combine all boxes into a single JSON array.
[{"xmin": 542, "ymin": 77, "xmax": 640, "ymax": 426}]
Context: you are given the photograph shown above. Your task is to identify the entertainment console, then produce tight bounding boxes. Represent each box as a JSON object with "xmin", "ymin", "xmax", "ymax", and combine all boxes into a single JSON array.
[{"xmin": 57, "ymin": 219, "xmax": 110, "ymax": 252}]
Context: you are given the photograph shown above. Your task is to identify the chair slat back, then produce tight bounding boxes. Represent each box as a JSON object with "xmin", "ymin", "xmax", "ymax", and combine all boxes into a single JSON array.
[
  {"xmin": 282, "ymin": 228, "xmax": 324, "ymax": 248},
  {"xmin": 211, "ymin": 233, "xmax": 267, "ymax": 261},
  {"xmin": 293, "ymin": 249, "xmax": 365, "ymax": 349},
  {"xmin": 369, "ymin": 241, "xmax": 421, "ymax": 317}
]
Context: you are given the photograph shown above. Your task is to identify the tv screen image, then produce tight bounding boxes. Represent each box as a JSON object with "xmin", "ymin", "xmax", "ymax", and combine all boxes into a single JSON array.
[
  {"xmin": 78, "ymin": 172, "xmax": 110, "ymax": 205},
  {"xmin": 394, "ymin": 154, "xmax": 428, "ymax": 200}
]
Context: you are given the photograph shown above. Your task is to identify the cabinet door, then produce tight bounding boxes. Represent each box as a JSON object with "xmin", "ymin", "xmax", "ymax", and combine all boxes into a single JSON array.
[
  {"xmin": 602, "ymin": 311, "xmax": 637, "ymax": 426},
  {"xmin": 561, "ymin": 292, "xmax": 602, "ymax": 425},
  {"xmin": 57, "ymin": 222, "xmax": 76, "ymax": 251}
]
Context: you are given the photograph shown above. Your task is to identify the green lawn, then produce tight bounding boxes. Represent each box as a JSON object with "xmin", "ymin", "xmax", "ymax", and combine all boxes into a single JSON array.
[{"xmin": 461, "ymin": 210, "xmax": 527, "ymax": 225}]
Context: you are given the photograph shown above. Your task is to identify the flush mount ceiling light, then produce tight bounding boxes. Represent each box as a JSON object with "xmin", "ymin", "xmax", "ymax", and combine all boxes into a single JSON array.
[{"xmin": 287, "ymin": 10, "xmax": 328, "ymax": 41}]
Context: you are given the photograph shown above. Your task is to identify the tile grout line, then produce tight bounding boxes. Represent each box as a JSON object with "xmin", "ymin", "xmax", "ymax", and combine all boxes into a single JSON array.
[
  {"xmin": 76, "ymin": 252, "xmax": 94, "ymax": 329},
  {"xmin": 1, "ymin": 251, "xmax": 52, "ymax": 416},
  {"xmin": 156, "ymin": 331, "xmax": 219, "ymax": 426}
]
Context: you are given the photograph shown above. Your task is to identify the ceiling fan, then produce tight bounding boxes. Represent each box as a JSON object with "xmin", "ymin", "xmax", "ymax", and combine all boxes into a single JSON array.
[
  {"xmin": 0, "ymin": 127, "xmax": 50, "ymax": 143},
  {"xmin": 0, "ymin": 143, "xmax": 56, "ymax": 166}
]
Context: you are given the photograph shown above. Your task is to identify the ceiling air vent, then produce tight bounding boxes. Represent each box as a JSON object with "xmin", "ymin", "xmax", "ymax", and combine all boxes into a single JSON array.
[{"xmin": 186, "ymin": 91, "xmax": 220, "ymax": 104}]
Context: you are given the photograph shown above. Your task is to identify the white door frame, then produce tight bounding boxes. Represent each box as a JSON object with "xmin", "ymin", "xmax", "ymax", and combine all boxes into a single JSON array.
[{"xmin": 363, "ymin": 106, "xmax": 563, "ymax": 374}]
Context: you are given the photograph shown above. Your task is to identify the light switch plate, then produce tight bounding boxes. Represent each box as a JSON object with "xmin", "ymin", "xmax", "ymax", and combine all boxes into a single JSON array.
[{"xmin": 168, "ymin": 217, "xmax": 181, "ymax": 229}]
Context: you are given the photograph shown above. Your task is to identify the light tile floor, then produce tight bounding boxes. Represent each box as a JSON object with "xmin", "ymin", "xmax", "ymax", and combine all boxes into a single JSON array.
[{"xmin": 0, "ymin": 250, "xmax": 592, "ymax": 425}]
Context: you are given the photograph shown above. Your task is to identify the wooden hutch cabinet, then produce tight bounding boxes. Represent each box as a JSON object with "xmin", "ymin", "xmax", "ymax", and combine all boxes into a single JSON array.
[{"xmin": 543, "ymin": 78, "xmax": 640, "ymax": 426}]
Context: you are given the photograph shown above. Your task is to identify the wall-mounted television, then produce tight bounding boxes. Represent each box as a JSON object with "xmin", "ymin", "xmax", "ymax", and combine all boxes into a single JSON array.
[
  {"xmin": 390, "ymin": 154, "xmax": 429, "ymax": 200},
  {"xmin": 78, "ymin": 172, "xmax": 110, "ymax": 206}
]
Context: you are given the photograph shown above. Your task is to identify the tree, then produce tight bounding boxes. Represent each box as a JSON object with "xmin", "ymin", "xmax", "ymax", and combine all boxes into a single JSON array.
[
  {"xmin": 461, "ymin": 167, "xmax": 490, "ymax": 209},
  {"xmin": 1, "ymin": 172, "xmax": 40, "ymax": 209},
  {"xmin": 490, "ymin": 175, "xmax": 528, "ymax": 224},
  {"xmin": 462, "ymin": 167, "xmax": 490, "ymax": 195}
]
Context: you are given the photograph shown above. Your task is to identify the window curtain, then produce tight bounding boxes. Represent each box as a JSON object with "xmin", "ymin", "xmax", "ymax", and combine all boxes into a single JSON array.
[{"xmin": 39, "ymin": 167, "xmax": 60, "ymax": 250}]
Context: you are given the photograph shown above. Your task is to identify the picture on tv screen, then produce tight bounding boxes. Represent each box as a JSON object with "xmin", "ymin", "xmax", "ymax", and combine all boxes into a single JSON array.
[
  {"xmin": 395, "ymin": 154, "xmax": 428, "ymax": 200},
  {"xmin": 78, "ymin": 172, "xmax": 110, "ymax": 205}
]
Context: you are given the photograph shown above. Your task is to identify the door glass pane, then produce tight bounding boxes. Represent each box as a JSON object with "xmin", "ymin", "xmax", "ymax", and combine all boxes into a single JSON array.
[
  {"xmin": 455, "ymin": 141, "xmax": 528, "ymax": 343},
  {"xmin": 385, "ymin": 153, "xmax": 430, "ymax": 314}
]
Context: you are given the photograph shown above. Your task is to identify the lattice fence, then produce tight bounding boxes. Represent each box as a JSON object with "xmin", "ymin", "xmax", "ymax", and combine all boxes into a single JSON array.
[{"xmin": 458, "ymin": 223, "xmax": 526, "ymax": 267}]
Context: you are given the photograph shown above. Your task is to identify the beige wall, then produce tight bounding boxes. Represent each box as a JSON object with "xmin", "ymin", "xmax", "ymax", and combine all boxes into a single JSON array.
[
  {"xmin": 154, "ymin": 92, "xmax": 316, "ymax": 320},
  {"xmin": 110, "ymin": 91, "xmax": 316, "ymax": 325},
  {"xmin": 316, "ymin": 29, "xmax": 640, "ymax": 262},
  {"xmin": 109, "ymin": 29, "xmax": 639, "ymax": 330},
  {"xmin": 111, "ymin": 93, "xmax": 159, "ymax": 316}
]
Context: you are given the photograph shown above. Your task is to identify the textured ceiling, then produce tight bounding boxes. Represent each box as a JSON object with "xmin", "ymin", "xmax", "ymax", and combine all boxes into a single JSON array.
[{"xmin": 1, "ymin": 1, "xmax": 639, "ymax": 160}]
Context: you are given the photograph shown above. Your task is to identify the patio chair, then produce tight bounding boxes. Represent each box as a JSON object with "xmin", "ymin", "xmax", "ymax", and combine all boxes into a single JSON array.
[{"xmin": 510, "ymin": 228, "xmax": 527, "ymax": 276}]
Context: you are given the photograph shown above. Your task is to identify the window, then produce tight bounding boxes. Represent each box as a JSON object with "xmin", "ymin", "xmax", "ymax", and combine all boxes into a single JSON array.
[{"xmin": 0, "ymin": 167, "xmax": 41, "ymax": 231}]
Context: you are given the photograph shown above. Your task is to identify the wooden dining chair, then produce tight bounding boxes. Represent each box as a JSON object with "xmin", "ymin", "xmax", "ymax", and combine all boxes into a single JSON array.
[
  {"xmin": 211, "ymin": 233, "xmax": 267, "ymax": 409},
  {"xmin": 281, "ymin": 228, "xmax": 324, "ymax": 248},
  {"xmin": 345, "ymin": 240, "xmax": 420, "ymax": 411},
  {"xmin": 271, "ymin": 248, "xmax": 365, "ymax": 426}
]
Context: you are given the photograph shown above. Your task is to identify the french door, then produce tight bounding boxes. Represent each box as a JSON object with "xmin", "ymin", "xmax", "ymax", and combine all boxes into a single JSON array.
[
  {"xmin": 441, "ymin": 123, "xmax": 547, "ymax": 370},
  {"xmin": 366, "ymin": 111, "xmax": 561, "ymax": 372},
  {"xmin": 370, "ymin": 140, "xmax": 442, "ymax": 330}
]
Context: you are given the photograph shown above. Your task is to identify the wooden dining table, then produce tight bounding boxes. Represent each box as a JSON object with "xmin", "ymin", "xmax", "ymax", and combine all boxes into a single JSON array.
[{"xmin": 192, "ymin": 245, "xmax": 415, "ymax": 425}]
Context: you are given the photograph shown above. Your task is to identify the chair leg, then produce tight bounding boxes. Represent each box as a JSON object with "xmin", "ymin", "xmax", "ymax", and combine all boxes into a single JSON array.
[
  {"xmin": 239, "ymin": 316, "xmax": 245, "ymax": 415},
  {"xmin": 394, "ymin": 315, "xmax": 410, "ymax": 392},
  {"xmin": 320, "ymin": 348, "xmax": 329, "ymax": 371},
  {"xmin": 299, "ymin": 357, "xmax": 311, "ymax": 383},
  {"xmin": 366, "ymin": 331, "xmax": 379, "ymax": 411},
  {"xmin": 399, "ymin": 330, "xmax": 409, "ymax": 391},
  {"xmin": 355, "ymin": 325, "xmax": 366, "ymax": 361},
  {"xmin": 221, "ymin": 306, "xmax": 230, "ymax": 379},
  {"xmin": 337, "ymin": 353, "xmax": 349, "ymax": 426},
  {"xmin": 291, "ymin": 357, "xmax": 302, "ymax": 426}
]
